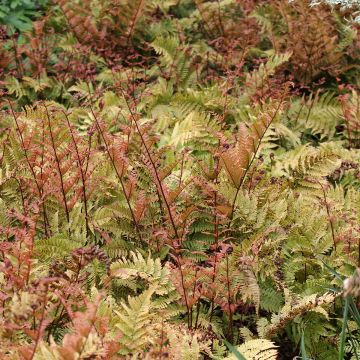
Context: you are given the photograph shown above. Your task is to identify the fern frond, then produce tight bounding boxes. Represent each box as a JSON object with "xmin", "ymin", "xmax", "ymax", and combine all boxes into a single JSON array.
[
  {"xmin": 262, "ymin": 291, "xmax": 339, "ymax": 339},
  {"xmin": 224, "ymin": 339, "xmax": 278, "ymax": 360}
]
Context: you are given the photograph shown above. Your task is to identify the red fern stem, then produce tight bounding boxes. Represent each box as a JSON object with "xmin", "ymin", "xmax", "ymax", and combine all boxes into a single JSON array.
[
  {"xmin": 88, "ymin": 104, "xmax": 144, "ymax": 245},
  {"xmin": 62, "ymin": 111, "xmax": 90, "ymax": 238},
  {"xmin": 8, "ymin": 102, "xmax": 49, "ymax": 237},
  {"xmin": 44, "ymin": 104, "xmax": 70, "ymax": 224},
  {"xmin": 229, "ymin": 96, "xmax": 285, "ymax": 225},
  {"xmin": 121, "ymin": 92, "xmax": 192, "ymax": 327}
]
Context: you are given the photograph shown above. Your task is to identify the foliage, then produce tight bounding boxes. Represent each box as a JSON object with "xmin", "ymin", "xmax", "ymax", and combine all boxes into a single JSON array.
[
  {"xmin": 0, "ymin": 0, "xmax": 48, "ymax": 32},
  {"xmin": 310, "ymin": 0, "xmax": 360, "ymax": 23},
  {"xmin": 0, "ymin": 0, "xmax": 360, "ymax": 359}
]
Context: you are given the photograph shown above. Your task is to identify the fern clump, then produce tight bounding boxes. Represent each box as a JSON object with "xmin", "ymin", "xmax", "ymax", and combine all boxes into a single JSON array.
[{"xmin": 0, "ymin": 0, "xmax": 360, "ymax": 359}]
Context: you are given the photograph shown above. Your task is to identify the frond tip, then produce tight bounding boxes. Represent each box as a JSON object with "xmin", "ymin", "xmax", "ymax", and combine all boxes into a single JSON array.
[{"xmin": 225, "ymin": 339, "xmax": 278, "ymax": 360}]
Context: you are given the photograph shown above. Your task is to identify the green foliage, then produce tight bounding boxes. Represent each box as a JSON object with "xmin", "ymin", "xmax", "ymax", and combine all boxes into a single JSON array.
[
  {"xmin": 0, "ymin": 0, "xmax": 48, "ymax": 32},
  {"xmin": 0, "ymin": 0, "xmax": 360, "ymax": 359}
]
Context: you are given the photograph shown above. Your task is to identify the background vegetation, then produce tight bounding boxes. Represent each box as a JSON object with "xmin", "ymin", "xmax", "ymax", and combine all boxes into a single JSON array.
[{"xmin": 0, "ymin": 0, "xmax": 360, "ymax": 359}]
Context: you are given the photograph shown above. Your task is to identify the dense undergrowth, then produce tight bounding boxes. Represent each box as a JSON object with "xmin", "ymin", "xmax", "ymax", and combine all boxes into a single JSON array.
[{"xmin": 1, "ymin": 0, "xmax": 360, "ymax": 359}]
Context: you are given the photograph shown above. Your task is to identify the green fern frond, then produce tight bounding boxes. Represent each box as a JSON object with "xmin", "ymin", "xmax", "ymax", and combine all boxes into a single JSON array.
[{"xmin": 224, "ymin": 339, "xmax": 278, "ymax": 360}]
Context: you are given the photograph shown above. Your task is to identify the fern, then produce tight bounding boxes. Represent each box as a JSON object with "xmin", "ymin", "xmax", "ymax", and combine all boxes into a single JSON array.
[
  {"xmin": 115, "ymin": 288, "xmax": 156, "ymax": 354},
  {"xmin": 224, "ymin": 339, "xmax": 278, "ymax": 360}
]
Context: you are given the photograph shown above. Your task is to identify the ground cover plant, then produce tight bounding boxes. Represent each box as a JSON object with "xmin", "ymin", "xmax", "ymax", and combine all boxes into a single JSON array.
[{"xmin": 0, "ymin": 0, "xmax": 360, "ymax": 358}]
